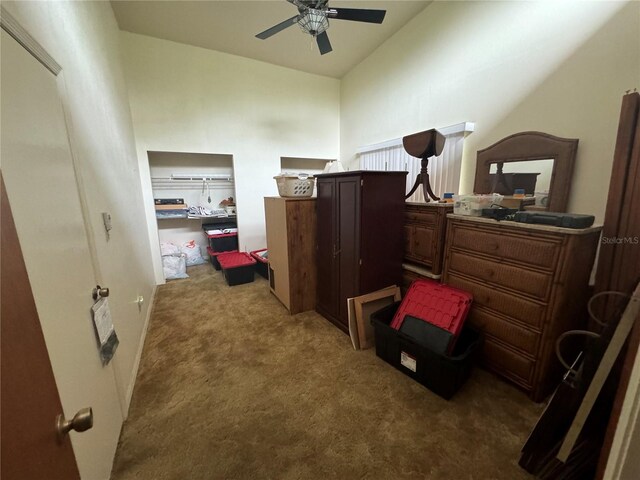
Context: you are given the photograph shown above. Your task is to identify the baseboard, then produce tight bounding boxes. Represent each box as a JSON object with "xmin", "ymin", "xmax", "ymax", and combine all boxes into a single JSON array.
[{"xmin": 124, "ymin": 284, "xmax": 157, "ymax": 417}]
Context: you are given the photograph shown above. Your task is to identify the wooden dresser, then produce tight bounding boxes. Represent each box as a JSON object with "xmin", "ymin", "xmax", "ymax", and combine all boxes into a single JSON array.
[
  {"xmin": 264, "ymin": 197, "xmax": 316, "ymax": 315},
  {"xmin": 442, "ymin": 214, "xmax": 601, "ymax": 401},
  {"xmin": 404, "ymin": 202, "xmax": 453, "ymax": 276}
]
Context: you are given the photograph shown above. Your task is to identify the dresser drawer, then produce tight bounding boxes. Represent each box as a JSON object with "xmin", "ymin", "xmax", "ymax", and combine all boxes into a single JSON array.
[
  {"xmin": 468, "ymin": 306, "xmax": 540, "ymax": 355},
  {"xmin": 405, "ymin": 209, "xmax": 437, "ymax": 226},
  {"xmin": 448, "ymin": 250, "xmax": 552, "ymax": 300},
  {"xmin": 406, "ymin": 225, "xmax": 435, "ymax": 263},
  {"xmin": 483, "ymin": 338, "xmax": 535, "ymax": 385},
  {"xmin": 449, "ymin": 224, "xmax": 561, "ymax": 270},
  {"xmin": 446, "ymin": 273, "xmax": 546, "ymax": 328}
]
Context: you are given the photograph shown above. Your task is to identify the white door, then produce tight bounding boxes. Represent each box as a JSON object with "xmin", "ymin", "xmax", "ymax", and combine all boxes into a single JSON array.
[{"xmin": 1, "ymin": 30, "xmax": 123, "ymax": 479}]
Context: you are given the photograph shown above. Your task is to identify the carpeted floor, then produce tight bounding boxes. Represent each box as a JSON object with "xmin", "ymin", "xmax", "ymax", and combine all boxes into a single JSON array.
[{"xmin": 111, "ymin": 264, "xmax": 542, "ymax": 480}]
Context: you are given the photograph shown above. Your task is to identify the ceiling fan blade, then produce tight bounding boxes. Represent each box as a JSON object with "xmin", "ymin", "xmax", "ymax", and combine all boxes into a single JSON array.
[
  {"xmin": 328, "ymin": 8, "xmax": 386, "ymax": 24},
  {"xmin": 256, "ymin": 15, "xmax": 300, "ymax": 40},
  {"xmin": 316, "ymin": 31, "xmax": 332, "ymax": 55}
]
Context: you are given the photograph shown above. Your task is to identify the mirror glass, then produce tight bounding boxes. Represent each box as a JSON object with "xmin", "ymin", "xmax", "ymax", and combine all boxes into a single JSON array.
[
  {"xmin": 475, "ymin": 132, "xmax": 577, "ymax": 212},
  {"xmin": 488, "ymin": 159, "xmax": 554, "ymax": 204}
]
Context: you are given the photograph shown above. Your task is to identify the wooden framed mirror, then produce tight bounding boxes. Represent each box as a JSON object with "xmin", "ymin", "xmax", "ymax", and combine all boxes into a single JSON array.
[{"xmin": 474, "ymin": 131, "xmax": 578, "ymax": 212}]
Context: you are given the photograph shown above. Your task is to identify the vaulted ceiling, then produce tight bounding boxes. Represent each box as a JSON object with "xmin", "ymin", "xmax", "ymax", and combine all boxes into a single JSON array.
[{"xmin": 111, "ymin": 1, "xmax": 430, "ymax": 78}]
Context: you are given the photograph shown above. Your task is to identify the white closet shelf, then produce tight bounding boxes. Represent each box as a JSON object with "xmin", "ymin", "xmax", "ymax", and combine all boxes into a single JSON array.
[
  {"xmin": 151, "ymin": 175, "xmax": 234, "ymax": 190},
  {"xmin": 156, "ymin": 213, "xmax": 188, "ymax": 220},
  {"xmin": 156, "ymin": 213, "xmax": 236, "ymax": 220}
]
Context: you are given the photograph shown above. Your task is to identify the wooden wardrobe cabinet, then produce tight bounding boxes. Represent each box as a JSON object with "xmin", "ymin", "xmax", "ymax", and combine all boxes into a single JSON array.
[
  {"xmin": 315, "ymin": 171, "xmax": 407, "ymax": 333},
  {"xmin": 264, "ymin": 197, "xmax": 316, "ymax": 314},
  {"xmin": 404, "ymin": 202, "xmax": 453, "ymax": 275},
  {"xmin": 442, "ymin": 215, "xmax": 602, "ymax": 401}
]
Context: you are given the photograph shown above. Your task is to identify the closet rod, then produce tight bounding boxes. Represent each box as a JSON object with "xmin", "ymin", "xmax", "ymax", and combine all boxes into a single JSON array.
[{"xmin": 169, "ymin": 174, "xmax": 232, "ymax": 181}]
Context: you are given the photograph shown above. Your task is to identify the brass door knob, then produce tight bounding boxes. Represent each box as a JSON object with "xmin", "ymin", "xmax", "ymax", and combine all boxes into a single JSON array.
[{"xmin": 56, "ymin": 407, "xmax": 93, "ymax": 440}]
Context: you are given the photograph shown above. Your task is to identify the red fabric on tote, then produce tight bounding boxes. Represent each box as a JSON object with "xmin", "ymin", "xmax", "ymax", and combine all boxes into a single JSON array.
[
  {"xmin": 217, "ymin": 252, "xmax": 256, "ymax": 269},
  {"xmin": 206, "ymin": 232, "xmax": 237, "ymax": 239},
  {"xmin": 250, "ymin": 249, "xmax": 268, "ymax": 264},
  {"xmin": 206, "ymin": 246, "xmax": 238, "ymax": 258},
  {"xmin": 391, "ymin": 279, "xmax": 473, "ymax": 347}
]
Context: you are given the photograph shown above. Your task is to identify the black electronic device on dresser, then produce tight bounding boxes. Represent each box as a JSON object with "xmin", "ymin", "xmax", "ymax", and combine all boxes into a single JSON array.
[
  {"xmin": 514, "ymin": 211, "xmax": 595, "ymax": 228},
  {"xmin": 315, "ymin": 170, "xmax": 407, "ymax": 333}
]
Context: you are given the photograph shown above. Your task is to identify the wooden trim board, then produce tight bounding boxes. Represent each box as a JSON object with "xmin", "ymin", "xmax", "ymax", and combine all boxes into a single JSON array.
[
  {"xmin": 557, "ymin": 283, "xmax": 640, "ymax": 462},
  {"xmin": 347, "ymin": 298, "xmax": 359, "ymax": 350},
  {"xmin": 352, "ymin": 285, "xmax": 401, "ymax": 350}
]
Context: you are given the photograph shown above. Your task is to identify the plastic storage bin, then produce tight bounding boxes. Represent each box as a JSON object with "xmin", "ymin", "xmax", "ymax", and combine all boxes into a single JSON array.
[
  {"xmin": 371, "ymin": 302, "xmax": 483, "ymax": 400},
  {"xmin": 250, "ymin": 249, "xmax": 268, "ymax": 279},
  {"xmin": 453, "ymin": 194, "xmax": 503, "ymax": 216},
  {"xmin": 202, "ymin": 221, "xmax": 237, "ymax": 233},
  {"xmin": 207, "ymin": 232, "xmax": 238, "ymax": 252},
  {"xmin": 206, "ymin": 246, "xmax": 238, "ymax": 271},
  {"xmin": 218, "ymin": 252, "xmax": 256, "ymax": 286},
  {"xmin": 274, "ymin": 174, "xmax": 315, "ymax": 197},
  {"xmin": 391, "ymin": 279, "xmax": 473, "ymax": 353}
]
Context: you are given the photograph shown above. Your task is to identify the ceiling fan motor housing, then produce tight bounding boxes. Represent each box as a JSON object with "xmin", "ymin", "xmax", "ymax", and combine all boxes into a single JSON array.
[{"xmin": 297, "ymin": 8, "xmax": 329, "ymax": 36}]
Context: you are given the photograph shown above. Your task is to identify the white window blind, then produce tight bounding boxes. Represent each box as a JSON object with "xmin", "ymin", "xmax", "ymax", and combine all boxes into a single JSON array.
[{"xmin": 357, "ymin": 122, "xmax": 473, "ymax": 203}]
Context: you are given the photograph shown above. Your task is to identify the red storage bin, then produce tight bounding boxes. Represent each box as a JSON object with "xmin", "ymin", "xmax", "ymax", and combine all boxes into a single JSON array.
[
  {"xmin": 391, "ymin": 279, "xmax": 473, "ymax": 353},
  {"xmin": 250, "ymin": 249, "xmax": 268, "ymax": 279},
  {"xmin": 218, "ymin": 252, "xmax": 256, "ymax": 286},
  {"xmin": 206, "ymin": 246, "xmax": 238, "ymax": 271}
]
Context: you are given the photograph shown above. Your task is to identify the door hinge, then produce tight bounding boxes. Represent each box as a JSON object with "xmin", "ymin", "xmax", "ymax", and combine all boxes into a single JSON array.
[{"xmin": 359, "ymin": 258, "xmax": 362, "ymax": 266}]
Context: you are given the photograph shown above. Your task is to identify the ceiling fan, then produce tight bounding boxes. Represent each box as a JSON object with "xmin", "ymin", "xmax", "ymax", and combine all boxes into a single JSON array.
[{"xmin": 255, "ymin": 0, "xmax": 386, "ymax": 55}]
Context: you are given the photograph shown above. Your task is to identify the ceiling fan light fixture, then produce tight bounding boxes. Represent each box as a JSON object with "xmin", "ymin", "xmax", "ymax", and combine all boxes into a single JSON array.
[{"xmin": 298, "ymin": 8, "xmax": 329, "ymax": 36}]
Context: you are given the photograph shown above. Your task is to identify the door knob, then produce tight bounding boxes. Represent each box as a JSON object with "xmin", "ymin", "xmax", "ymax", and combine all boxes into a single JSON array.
[
  {"xmin": 56, "ymin": 407, "xmax": 93, "ymax": 440},
  {"xmin": 92, "ymin": 285, "xmax": 109, "ymax": 300}
]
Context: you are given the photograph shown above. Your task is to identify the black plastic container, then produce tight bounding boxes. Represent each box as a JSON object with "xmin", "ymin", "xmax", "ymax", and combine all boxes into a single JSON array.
[
  {"xmin": 371, "ymin": 302, "xmax": 483, "ymax": 400},
  {"xmin": 218, "ymin": 252, "xmax": 256, "ymax": 286},
  {"xmin": 207, "ymin": 233, "xmax": 238, "ymax": 252},
  {"xmin": 250, "ymin": 249, "xmax": 268, "ymax": 279},
  {"xmin": 202, "ymin": 220, "xmax": 237, "ymax": 231}
]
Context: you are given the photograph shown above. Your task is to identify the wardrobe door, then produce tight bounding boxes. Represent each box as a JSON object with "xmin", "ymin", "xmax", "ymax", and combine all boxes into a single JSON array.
[
  {"xmin": 336, "ymin": 175, "xmax": 361, "ymax": 326},
  {"xmin": 316, "ymin": 178, "xmax": 337, "ymax": 319}
]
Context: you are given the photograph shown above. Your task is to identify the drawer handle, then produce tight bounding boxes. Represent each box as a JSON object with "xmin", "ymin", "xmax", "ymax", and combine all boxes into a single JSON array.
[
  {"xmin": 488, "ymin": 243, "xmax": 499, "ymax": 251},
  {"xmin": 487, "ymin": 269, "xmax": 495, "ymax": 278}
]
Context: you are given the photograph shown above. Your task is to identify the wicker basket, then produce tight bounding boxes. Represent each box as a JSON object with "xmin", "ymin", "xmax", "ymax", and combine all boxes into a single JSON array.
[{"xmin": 274, "ymin": 174, "xmax": 315, "ymax": 198}]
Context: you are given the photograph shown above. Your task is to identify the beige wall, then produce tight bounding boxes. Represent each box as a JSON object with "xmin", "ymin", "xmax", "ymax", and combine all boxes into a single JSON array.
[
  {"xmin": 121, "ymin": 32, "xmax": 341, "ymax": 284},
  {"xmin": 3, "ymin": 0, "xmax": 155, "ymax": 426},
  {"xmin": 341, "ymin": 0, "xmax": 640, "ymax": 222}
]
